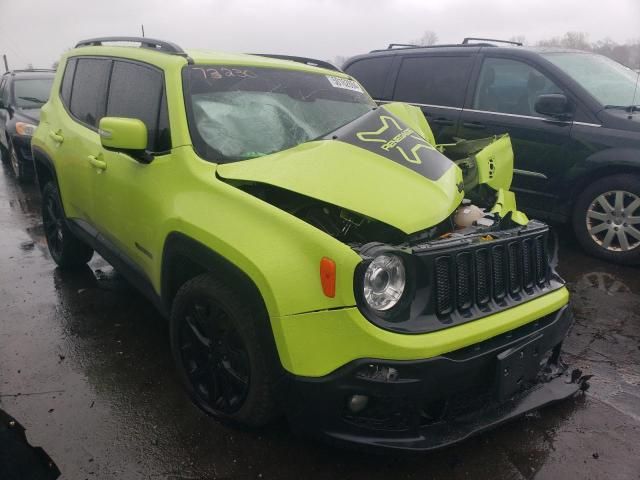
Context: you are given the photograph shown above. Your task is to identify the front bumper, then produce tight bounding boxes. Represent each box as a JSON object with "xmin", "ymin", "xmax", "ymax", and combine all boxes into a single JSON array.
[
  {"xmin": 10, "ymin": 134, "xmax": 35, "ymax": 169},
  {"xmin": 283, "ymin": 305, "xmax": 584, "ymax": 451}
]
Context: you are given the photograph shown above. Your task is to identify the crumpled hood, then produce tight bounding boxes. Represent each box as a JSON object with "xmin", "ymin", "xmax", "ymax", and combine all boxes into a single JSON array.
[{"xmin": 217, "ymin": 108, "xmax": 464, "ymax": 234}]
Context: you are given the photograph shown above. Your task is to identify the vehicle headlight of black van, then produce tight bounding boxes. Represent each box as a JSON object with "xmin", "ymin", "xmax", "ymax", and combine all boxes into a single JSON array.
[{"xmin": 354, "ymin": 243, "xmax": 417, "ymax": 325}]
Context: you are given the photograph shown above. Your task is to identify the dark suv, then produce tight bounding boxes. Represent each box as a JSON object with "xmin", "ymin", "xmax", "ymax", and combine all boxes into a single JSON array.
[
  {"xmin": 344, "ymin": 38, "xmax": 640, "ymax": 264},
  {"xmin": 0, "ymin": 69, "xmax": 55, "ymax": 182}
]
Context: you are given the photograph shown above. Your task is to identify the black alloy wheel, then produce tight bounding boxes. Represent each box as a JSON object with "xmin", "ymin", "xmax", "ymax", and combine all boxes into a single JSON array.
[{"xmin": 178, "ymin": 300, "xmax": 251, "ymax": 414}]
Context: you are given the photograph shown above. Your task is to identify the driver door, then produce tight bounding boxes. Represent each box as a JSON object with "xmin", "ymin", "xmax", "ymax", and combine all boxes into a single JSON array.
[
  {"xmin": 91, "ymin": 60, "xmax": 170, "ymax": 275},
  {"xmin": 457, "ymin": 56, "xmax": 574, "ymax": 213}
]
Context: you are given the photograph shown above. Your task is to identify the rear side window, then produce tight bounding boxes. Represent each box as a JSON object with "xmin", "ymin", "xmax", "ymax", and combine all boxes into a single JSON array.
[
  {"xmin": 70, "ymin": 58, "xmax": 111, "ymax": 127},
  {"xmin": 106, "ymin": 60, "xmax": 170, "ymax": 152},
  {"xmin": 60, "ymin": 58, "xmax": 77, "ymax": 107},
  {"xmin": 393, "ymin": 56, "xmax": 473, "ymax": 108},
  {"xmin": 345, "ymin": 56, "xmax": 393, "ymax": 100}
]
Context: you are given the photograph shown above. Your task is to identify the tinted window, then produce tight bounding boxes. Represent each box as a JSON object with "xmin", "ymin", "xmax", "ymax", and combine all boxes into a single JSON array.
[
  {"xmin": 393, "ymin": 56, "xmax": 473, "ymax": 107},
  {"xmin": 60, "ymin": 58, "xmax": 77, "ymax": 107},
  {"xmin": 345, "ymin": 56, "xmax": 393, "ymax": 99},
  {"xmin": 106, "ymin": 61, "xmax": 169, "ymax": 151},
  {"xmin": 474, "ymin": 58, "xmax": 563, "ymax": 116},
  {"xmin": 70, "ymin": 58, "xmax": 110, "ymax": 127}
]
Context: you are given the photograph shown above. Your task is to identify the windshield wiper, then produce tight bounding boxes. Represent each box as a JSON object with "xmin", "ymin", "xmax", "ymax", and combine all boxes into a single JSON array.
[{"xmin": 18, "ymin": 96, "xmax": 46, "ymax": 104}]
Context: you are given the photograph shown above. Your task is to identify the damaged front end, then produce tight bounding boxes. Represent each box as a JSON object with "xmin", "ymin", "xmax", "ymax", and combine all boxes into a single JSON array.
[{"xmin": 219, "ymin": 102, "xmax": 587, "ymax": 450}]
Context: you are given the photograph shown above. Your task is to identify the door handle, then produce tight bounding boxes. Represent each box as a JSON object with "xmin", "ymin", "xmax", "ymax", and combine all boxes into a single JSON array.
[
  {"xmin": 49, "ymin": 130, "xmax": 64, "ymax": 143},
  {"xmin": 430, "ymin": 117, "xmax": 454, "ymax": 126},
  {"xmin": 87, "ymin": 154, "xmax": 107, "ymax": 170},
  {"xmin": 463, "ymin": 121, "xmax": 486, "ymax": 130}
]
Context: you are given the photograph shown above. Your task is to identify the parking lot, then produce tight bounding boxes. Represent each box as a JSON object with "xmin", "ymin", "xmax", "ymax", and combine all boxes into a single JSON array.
[{"xmin": 0, "ymin": 161, "xmax": 638, "ymax": 479}]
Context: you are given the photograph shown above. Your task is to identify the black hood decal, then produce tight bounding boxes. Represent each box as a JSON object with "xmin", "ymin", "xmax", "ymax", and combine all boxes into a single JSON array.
[{"xmin": 326, "ymin": 109, "xmax": 453, "ymax": 181}]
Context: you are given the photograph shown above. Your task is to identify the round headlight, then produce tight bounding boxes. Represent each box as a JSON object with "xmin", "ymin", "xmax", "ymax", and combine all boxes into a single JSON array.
[{"xmin": 363, "ymin": 254, "xmax": 406, "ymax": 311}]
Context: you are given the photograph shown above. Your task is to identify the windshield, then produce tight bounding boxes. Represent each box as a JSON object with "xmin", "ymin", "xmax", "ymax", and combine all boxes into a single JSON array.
[
  {"xmin": 13, "ymin": 78, "xmax": 54, "ymax": 109},
  {"xmin": 542, "ymin": 52, "xmax": 639, "ymax": 108},
  {"xmin": 184, "ymin": 65, "xmax": 375, "ymax": 162}
]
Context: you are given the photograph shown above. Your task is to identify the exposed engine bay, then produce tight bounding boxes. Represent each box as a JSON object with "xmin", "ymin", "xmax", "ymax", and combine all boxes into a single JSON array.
[{"xmin": 233, "ymin": 133, "xmax": 523, "ymax": 247}]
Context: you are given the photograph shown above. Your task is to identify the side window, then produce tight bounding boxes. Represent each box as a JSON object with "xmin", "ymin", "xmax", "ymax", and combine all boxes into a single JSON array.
[
  {"xmin": 70, "ymin": 58, "xmax": 111, "ymax": 127},
  {"xmin": 60, "ymin": 58, "xmax": 77, "ymax": 107},
  {"xmin": 106, "ymin": 61, "xmax": 170, "ymax": 152},
  {"xmin": 0, "ymin": 77, "xmax": 10, "ymax": 105},
  {"xmin": 473, "ymin": 58, "xmax": 563, "ymax": 116},
  {"xmin": 0, "ymin": 77, "xmax": 6, "ymax": 105},
  {"xmin": 393, "ymin": 56, "xmax": 473, "ymax": 108},
  {"xmin": 345, "ymin": 56, "xmax": 394, "ymax": 100}
]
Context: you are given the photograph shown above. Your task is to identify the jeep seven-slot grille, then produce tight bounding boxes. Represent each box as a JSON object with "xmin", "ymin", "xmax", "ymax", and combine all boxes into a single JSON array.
[{"xmin": 432, "ymin": 234, "xmax": 549, "ymax": 318}]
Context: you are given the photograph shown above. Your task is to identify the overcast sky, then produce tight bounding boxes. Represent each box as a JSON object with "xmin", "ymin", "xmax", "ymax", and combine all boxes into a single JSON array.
[{"xmin": 1, "ymin": 0, "xmax": 639, "ymax": 69}]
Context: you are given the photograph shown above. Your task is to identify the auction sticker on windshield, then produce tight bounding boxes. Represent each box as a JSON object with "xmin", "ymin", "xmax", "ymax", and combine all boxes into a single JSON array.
[{"xmin": 326, "ymin": 75, "xmax": 364, "ymax": 93}]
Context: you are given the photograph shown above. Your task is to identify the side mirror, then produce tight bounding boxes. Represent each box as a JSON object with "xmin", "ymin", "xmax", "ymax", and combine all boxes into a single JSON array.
[
  {"xmin": 98, "ymin": 117, "xmax": 151, "ymax": 162},
  {"xmin": 534, "ymin": 94, "xmax": 571, "ymax": 119}
]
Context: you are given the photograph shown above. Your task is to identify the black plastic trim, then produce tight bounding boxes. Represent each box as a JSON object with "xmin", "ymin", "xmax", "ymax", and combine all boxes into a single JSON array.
[{"xmin": 284, "ymin": 305, "xmax": 581, "ymax": 452}]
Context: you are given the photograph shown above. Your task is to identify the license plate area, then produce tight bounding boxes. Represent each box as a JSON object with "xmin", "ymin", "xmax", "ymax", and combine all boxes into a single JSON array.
[{"xmin": 495, "ymin": 334, "xmax": 544, "ymax": 401}]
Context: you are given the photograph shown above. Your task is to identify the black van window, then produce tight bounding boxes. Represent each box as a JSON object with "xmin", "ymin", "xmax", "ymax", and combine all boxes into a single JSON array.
[
  {"xmin": 60, "ymin": 58, "xmax": 77, "ymax": 107},
  {"xmin": 69, "ymin": 58, "xmax": 110, "ymax": 127},
  {"xmin": 345, "ymin": 56, "xmax": 393, "ymax": 100},
  {"xmin": 106, "ymin": 60, "xmax": 170, "ymax": 151},
  {"xmin": 393, "ymin": 56, "xmax": 473, "ymax": 108},
  {"xmin": 0, "ymin": 77, "xmax": 7, "ymax": 105},
  {"xmin": 474, "ymin": 58, "xmax": 562, "ymax": 116}
]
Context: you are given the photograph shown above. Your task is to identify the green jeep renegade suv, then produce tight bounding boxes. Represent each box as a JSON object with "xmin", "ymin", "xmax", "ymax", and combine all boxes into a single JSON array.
[{"xmin": 32, "ymin": 37, "xmax": 585, "ymax": 451}]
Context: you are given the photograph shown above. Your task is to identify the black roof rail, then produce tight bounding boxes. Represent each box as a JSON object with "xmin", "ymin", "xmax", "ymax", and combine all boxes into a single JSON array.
[
  {"xmin": 387, "ymin": 43, "xmax": 420, "ymax": 49},
  {"xmin": 4, "ymin": 68, "xmax": 55, "ymax": 74},
  {"xmin": 462, "ymin": 37, "xmax": 523, "ymax": 46},
  {"xmin": 369, "ymin": 43, "xmax": 483, "ymax": 53},
  {"xmin": 75, "ymin": 36, "xmax": 188, "ymax": 55},
  {"xmin": 252, "ymin": 54, "xmax": 341, "ymax": 72}
]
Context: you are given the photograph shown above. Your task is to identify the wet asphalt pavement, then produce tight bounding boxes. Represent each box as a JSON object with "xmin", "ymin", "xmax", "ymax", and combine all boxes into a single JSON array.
[{"xmin": 0, "ymin": 162, "xmax": 639, "ymax": 480}]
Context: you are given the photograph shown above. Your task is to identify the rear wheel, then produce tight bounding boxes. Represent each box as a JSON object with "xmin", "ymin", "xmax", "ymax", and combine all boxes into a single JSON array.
[
  {"xmin": 170, "ymin": 273, "xmax": 278, "ymax": 427},
  {"xmin": 572, "ymin": 174, "xmax": 640, "ymax": 265},
  {"xmin": 42, "ymin": 181, "xmax": 94, "ymax": 268}
]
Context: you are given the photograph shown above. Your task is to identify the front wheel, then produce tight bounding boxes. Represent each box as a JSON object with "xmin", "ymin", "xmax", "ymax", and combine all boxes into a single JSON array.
[
  {"xmin": 572, "ymin": 174, "xmax": 640, "ymax": 265},
  {"xmin": 42, "ymin": 182, "xmax": 94, "ymax": 268},
  {"xmin": 170, "ymin": 274, "xmax": 278, "ymax": 427}
]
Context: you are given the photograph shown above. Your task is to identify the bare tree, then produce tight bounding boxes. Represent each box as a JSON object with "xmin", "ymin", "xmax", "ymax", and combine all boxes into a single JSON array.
[
  {"xmin": 536, "ymin": 32, "xmax": 640, "ymax": 68},
  {"xmin": 537, "ymin": 31, "xmax": 590, "ymax": 50},
  {"xmin": 413, "ymin": 30, "xmax": 438, "ymax": 46},
  {"xmin": 509, "ymin": 35, "xmax": 526, "ymax": 45}
]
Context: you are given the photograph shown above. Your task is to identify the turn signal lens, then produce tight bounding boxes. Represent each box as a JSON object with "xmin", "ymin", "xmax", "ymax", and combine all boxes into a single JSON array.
[
  {"xmin": 320, "ymin": 257, "xmax": 336, "ymax": 298},
  {"xmin": 15, "ymin": 122, "xmax": 37, "ymax": 136}
]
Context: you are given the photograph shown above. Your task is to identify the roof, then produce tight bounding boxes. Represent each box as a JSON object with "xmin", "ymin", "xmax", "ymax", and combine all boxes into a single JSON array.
[
  {"xmin": 66, "ymin": 37, "xmax": 346, "ymax": 77},
  {"xmin": 344, "ymin": 43, "xmax": 596, "ymax": 67}
]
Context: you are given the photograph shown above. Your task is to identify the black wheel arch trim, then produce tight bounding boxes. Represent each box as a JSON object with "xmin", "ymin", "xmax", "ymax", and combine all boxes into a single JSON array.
[{"xmin": 161, "ymin": 231, "xmax": 285, "ymax": 377}]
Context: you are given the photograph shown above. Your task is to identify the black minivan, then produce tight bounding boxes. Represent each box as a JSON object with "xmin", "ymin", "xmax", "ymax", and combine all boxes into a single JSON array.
[
  {"xmin": 0, "ymin": 69, "xmax": 55, "ymax": 182},
  {"xmin": 344, "ymin": 39, "xmax": 640, "ymax": 264}
]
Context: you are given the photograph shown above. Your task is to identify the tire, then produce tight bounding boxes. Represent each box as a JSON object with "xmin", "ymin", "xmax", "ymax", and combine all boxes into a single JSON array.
[
  {"xmin": 41, "ymin": 181, "xmax": 94, "ymax": 268},
  {"xmin": 170, "ymin": 273, "xmax": 278, "ymax": 427},
  {"xmin": 572, "ymin": 174, "xmax": 640, "ymax": 265},
  {"xmin": 8, "ymin": 140, "xmax": 32, "ymax": 183}
]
